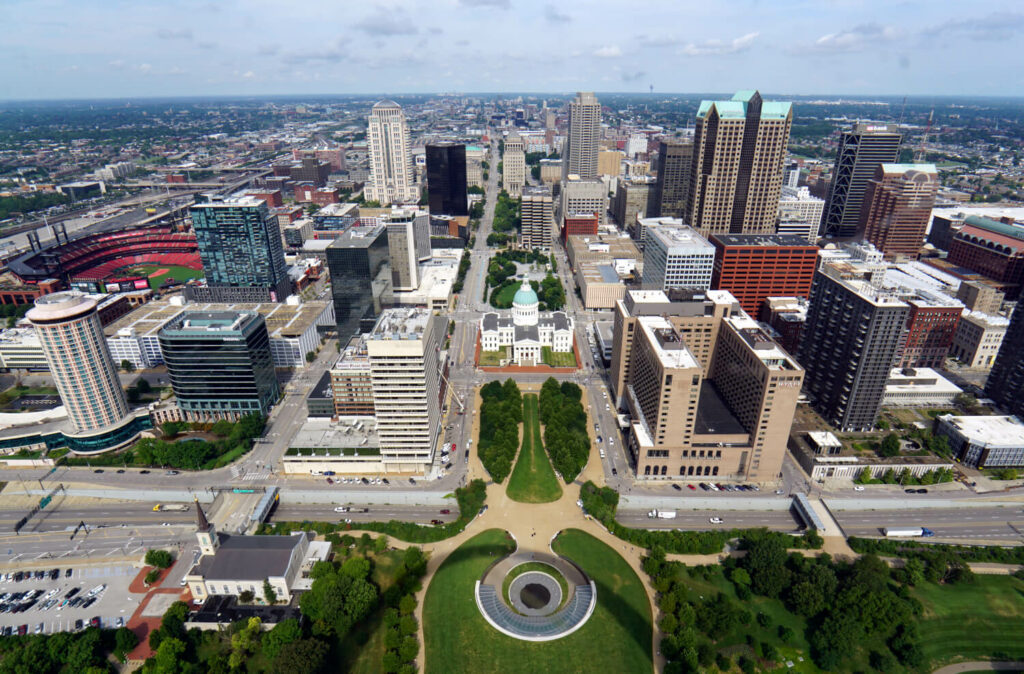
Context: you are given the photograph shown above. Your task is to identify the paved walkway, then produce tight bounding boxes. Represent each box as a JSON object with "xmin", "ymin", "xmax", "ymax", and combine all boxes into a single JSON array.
[{"xmin": 932, "ymin": 661, "xmax": 1024, "ymax": 674}]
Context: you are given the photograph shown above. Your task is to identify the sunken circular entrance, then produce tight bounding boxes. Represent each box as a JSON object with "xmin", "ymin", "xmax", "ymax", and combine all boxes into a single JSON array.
[{"xmin": 520, "ymin": 582, "xmax": 551, "ymax": 609}]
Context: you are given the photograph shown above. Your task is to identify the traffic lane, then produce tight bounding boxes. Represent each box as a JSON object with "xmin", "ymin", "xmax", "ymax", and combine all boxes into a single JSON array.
[
  {"xmin": 271, "ymin": 504, "xmax": 457, "ymax": 524},
  {"xmin": 833, "ymin": 506, "xmax": 1024, "ymax": 527},
  {"xmin": 618, "ymin": 509, "xmax": 802, "ymax": 531}
]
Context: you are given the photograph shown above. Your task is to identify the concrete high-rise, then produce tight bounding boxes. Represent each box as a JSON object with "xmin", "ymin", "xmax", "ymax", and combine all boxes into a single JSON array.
[
  {"xmin": 986, "ymin": 304, "xmax": 1024, "ymax": 417},
  {"xmin": 386, "ymin": 209, "xmax": 430, "ymax": 291},
  {"xmin": 326, "ymin": 224, "xmax": 390, "ymax": 343},
  {"xmin": 797, "ymin": 259, "xmax": 909, "ymax": 431},
  {"xmin": 858, "ymin": 164, "xmax": 938, "ymax": 259},
  {"xmin": 366, "ymin": 100, "xmax": 417, "ymax": 206},
  {"xmin": 366, "ymin": 308, "xmax": 444, "ymax": 471},
  {"xmin": 159, "ymin": 310, "xmax": 279, "ymax": 421},
  {"xmin": 561, "ymin": 174, "xmax": 606, "ymax": 227},
  {"xmin": 425, "ymin": 143, "xmax": 468, "ymax": 216},
  {"xmin": 502, "ymin": 132, "xmax": 526, "ymax": 198},
  {"xmin": 564, "ymin": 92, "xmax": 601, "ymax": 179},
  {"xmin": 821, "ymin": 123, "xmax": 902, "ymax": 239},
  {"xmin": 28, "ymin": 291, "xmax": 130, "ymax": 432},
  {"xmin": 189, "ymin": 195, "xmax": 290, "ymax": 303},
  {"xmin": 521, "ymin": 186, "xmax": 554, "ymax": 251},
  {"xmin": 610, "ymin": 289, "xmax": 803, "ymax": 481},
  {"xmin": 653, "ymin": 140, "xmax": 693, "ymax": 218},
  {"xmin": 642, "ymin": 223, "xmax": 715, "ymax": 291},
  {"xmin": 687, "ymin": 90, "xmax": 792, "ymax": 236}
]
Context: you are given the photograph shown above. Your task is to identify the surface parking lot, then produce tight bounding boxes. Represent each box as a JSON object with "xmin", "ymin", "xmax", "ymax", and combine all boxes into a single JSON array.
[{"xmin": 0, "ymin": 564, "xmax": 142, "ymax": 634}]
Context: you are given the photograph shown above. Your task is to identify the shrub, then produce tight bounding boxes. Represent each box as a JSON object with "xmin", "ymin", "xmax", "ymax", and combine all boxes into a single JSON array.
[{"xmin": 144, "ymin": 548, "xmax": 174, "ymax": 569}]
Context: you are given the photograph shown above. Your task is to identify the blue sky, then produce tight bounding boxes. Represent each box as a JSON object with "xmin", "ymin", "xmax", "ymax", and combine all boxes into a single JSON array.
[{"xmin": 3, "ymin": 0, "xmax": 1023, "ymax": 100}]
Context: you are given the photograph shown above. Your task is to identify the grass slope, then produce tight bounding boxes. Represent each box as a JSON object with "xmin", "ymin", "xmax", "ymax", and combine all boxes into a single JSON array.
[
  {"xmin": 914, "ymin": 575, "xmax": 1024, "ymax": 668},
  {"xmin": 541, "ymin": 346, "xmax": 576, "ymax": 368},
  {"xmin": 506, "ymin": 395, "xmax": 562, "ymax": 503},
  {"xmin": 424, "ymin": 528, "xmax": 652, "ymax": 674}
]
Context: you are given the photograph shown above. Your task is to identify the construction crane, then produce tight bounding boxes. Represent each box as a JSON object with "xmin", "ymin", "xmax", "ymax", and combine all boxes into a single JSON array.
[{"xmin": 914, "ymin": 108, "xmax": 934, "ymax": 162}]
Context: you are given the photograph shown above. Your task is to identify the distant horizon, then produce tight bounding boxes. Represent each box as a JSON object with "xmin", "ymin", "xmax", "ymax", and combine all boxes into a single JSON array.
[{"xmin": 4, "ymin": 91, "xmax": 1024, "ymax": 106}]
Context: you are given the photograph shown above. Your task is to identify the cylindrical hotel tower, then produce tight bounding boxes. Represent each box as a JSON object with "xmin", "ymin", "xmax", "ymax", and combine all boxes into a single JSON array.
[{"xmin": 27, "ymin": 291, "xmax": 130, "ymax": 432}]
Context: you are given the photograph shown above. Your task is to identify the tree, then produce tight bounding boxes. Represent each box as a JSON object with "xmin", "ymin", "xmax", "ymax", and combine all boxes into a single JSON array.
[
  {"xmin": 741, "ymin": 535, "xmax": 791, "ymax": 597},
  {"xmin": 274, "ymin": 638, "xmax": 329, "ymax": 674},
  {"xmin": 145, "ymin": 548, "xmax": 174, "ymax": 569},
  {"xmin": 120, "ymin": 359, "xmax": 136, "ymax": 373},
  {"xmin": 262, "ymin": 618, "xmax": 302, "ymax": 659},
  {"xmin": 145, "ymin": 569, "xmax": 161, "ymax": 585},
  {"xmin": 306, "ymin": 351, "xmax": 316, "ymax": 363},
  {"xmin": 239, "ymin": 589, "xmax": 255, "ymax": 604},
  {"xmin": 136, "ymin": 378, "xmax": 152, "ymax": 394},
  {"xmin": 154, "ymin": 637, "xmax": 187, "ymax": 674},
  {"xmin": 127, "ymin": 387, "xmax": 141, "ymax": 403},
  {"xmin": 879, "ymin": 433, "xmax": 901, "ymax": 458},
  {"xmin": 114, "ymin": 626, "xmax": 139, "ymax": 659},
  {"xmin": 264, "ymin": 579, "xmax": 278, "ymax": 605}
]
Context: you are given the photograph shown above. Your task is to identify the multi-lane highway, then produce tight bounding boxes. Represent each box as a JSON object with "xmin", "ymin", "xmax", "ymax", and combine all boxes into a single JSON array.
[{"xmin": 834, "ymin": 506, "xmax": 1024, "ymax": 541}]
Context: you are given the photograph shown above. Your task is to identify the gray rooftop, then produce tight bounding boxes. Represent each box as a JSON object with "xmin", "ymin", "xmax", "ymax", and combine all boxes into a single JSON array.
[
  {"xmin": 694, "ymin": 381, "xmax": 747, "ymax": 436},
  {"xmin": 196, "ymin": 533, "xmax": 309, "ymax": 582}
]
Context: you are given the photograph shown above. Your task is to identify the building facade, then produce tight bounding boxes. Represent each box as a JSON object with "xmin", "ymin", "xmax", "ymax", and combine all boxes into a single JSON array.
[
  {"xmin": 612, "ymin": 178, "xmax": 656, "ymax": 230},
  {"xmin": 778, "ymin": 186, "xmax": 825, "ymax": 243},
  {"xmin": 159, "ymin": 311, "xmax": 280, "ymax": 421},
  {"xmin": 947, "ymin": 216, "xmax": 1024, "ymax": 298},
  {"xmin": 653, "ymin": 140, "xmax": 693, "ymax": 219},
  {"xmin": 326, "ymin": 224, "xmax": 390, "ymax": 343},
  {"xmin": 366, "ymin": 100, "xmax": 417, "ymax": 205},
  {"xmin": 425, "ymin": 143, "xmax": 468, "ymax": 217},
  {"xmin": 896, "ymin": 293, "xmax": 962, "ymax": 368},
  {"xmin": 986, "ymin": 304, "xmax": 1024, "ymax": 417},
  {"xmin": 27, "ymin": 292, "xmax": 130, "ymax": 433},
  {"xmin": 936, "ymin": 415, "xmax": 1024, "ymax": 468},
  {"xmin": 858, "ymin": 164, "xmax": 939, "ymax": 259},
  {"xmin": 520, "ymin": 186, "xmax": 554, "ymax": 251},
  {"xmin": 950, "ymin": 311, "xmax": 1008, "ymax": 369},
  {"xmin": 820, "ymin": 123, "xmax": 902, "ymax": 239},
  {"xmin": 502, "ymin": 133, "xmax": 526, "ymax": 198},
  {"xmin": 564, "ymin": 92, "xmax": 601, "ymax": 179},
  {"xmin": 798, "ymin": 260, "xmax": 910, "ymax": 431},
  {"xmin": 687, "ymin": 90, "xmax": 793, "ymax": 236},
  {"xmin": 709, "ymin": 234, "xmax": 819, "ymax": 317},
  {"xmin": 641, "ymin": 223, "xmax": 715, "ymax": 292},
  {"xmin": 189, "ymin": 196, "xmax": 291, "ymax": 303}
]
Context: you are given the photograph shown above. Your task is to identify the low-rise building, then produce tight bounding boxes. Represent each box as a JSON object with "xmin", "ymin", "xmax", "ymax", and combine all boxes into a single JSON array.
[
  {"xmin": 576, "ymin": 262, "xmax": 629, "ymax": 309},
  {"xmin": 950, "ymin": 311, "xmax": 1009, "ymax": 370},
  {"xmin": 480, "ymin": 280, "xmax": 574, "ymax": 366},
  {"xmin": 936, "ymin": 414, "xmax": 1024, "ymax": 468},
  {"xmin": 0, "ymin": 328, "xmax": 48, "ymax": 371},
  {"xmin": 790, "ymin": 430, "xmax": 954, "ymax": 480},
  {"xmin": 882, "ymin": 367, "xmax": 962, "ymax": 407}
]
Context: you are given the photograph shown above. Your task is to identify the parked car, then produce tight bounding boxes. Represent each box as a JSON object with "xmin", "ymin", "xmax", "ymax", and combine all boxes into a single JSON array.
[
  {"xmin": 672, "ymin": 484, "xmax": 682, "ymax": 491},
  {"xmin": 325, "ymin": 477, "xmax": 333, "ymax": 484},
  {"xmin": 73, "ymin": 619, "xmax": 83, "ymax": 631},
  {"xmin": 853, "ymin": 485, "xmax": 865, "ymax": 492},
  {"xmin": 65, "ymin": 569, "xmax": 73, "ymax": 578}
]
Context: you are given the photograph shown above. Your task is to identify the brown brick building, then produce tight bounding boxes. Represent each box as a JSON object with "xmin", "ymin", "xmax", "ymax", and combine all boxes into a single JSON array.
[
  {"xmin": 858, "ymin": 164, "xmax": 938, "ymax": 259},
  {"xmin": 709, "ymin": 234, "xmax": 819, "ymax": 317}
]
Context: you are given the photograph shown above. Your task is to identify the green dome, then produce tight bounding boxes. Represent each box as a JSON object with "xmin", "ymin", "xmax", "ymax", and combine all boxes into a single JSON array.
[{"xmin": 513, "ymin": 282, "xmax": 538, "ymax": 306}]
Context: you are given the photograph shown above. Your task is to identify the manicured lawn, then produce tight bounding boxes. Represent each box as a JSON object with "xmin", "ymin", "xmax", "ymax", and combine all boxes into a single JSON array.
[
  {"xmin": 424, "ymin": 528, "xmax": 652, "ymax": 674},
  {"xmin": 541, "ymin": 346, "xmax": 577, "ymax": 368},
  {"xmin": 118, "ymin": 263, "xmax": 203, "ymax": 288},
  {"xmin": 913, "ymin": 575, "xmax": 1024, "ymax": 668},
  {"xmin": 490, "ymin": 281, "xmax": 519, "ymax": 308},
  {"xmin": 479, "ymin": 349, "xmax": 507, "ymax": 366},
  {"xmin": 506, "ymin": 395, "xmax": 562, "ymax": 504}
]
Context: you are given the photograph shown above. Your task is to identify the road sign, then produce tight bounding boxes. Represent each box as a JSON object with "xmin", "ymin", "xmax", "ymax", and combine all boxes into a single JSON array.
[{"xmin": 39, "ymin": 495, "xmax": 52, "ymax": 509}]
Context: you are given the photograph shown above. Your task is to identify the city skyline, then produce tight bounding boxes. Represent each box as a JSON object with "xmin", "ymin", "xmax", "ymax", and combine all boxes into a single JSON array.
[{"xmin": 3, "ymin": 1, "xmax": 1024, "ymax": 100}]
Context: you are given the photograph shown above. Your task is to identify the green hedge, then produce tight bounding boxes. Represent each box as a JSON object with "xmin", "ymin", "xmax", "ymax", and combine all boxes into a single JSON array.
[
  {"xmin": 260, "ymin": 479, "xmax": 488, "ymax": 544},
  {"xmin": 848, "ymin": 536, "xmax": 1024, "ymax": 565}
]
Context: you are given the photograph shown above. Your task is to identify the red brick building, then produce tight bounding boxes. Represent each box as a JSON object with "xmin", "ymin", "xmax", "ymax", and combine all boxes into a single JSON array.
[
  {"xmin": 897, "ymin": 294, "xmax": 963, "ymax": 368},
  {"xmin": 293, "ymin": 184, "xmax": 340, "ymax": 206},
  {"xmin": 709, "ymin": 234, "xmax": 819, "ymax": 316},
  {"xmin": 858, "ymin": 164, "xmax": 938, "ymax": 259},
  {"xmin": 947, "ymin": 217, "xmax": 1024, "ymax": 298},
  {"xmin": 0, "ymin": 277, "xmax": 61, "ymax": 306},
  {"xmin": 244, "ymin": 189, "xmax": 283, "ymax": 208},
  {"xmin": 561, "ymin": 212, "xmax": 599, "ymax": 244}
]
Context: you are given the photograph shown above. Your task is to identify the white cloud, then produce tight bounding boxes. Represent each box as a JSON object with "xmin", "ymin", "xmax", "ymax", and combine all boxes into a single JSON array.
[
  {"xmin": 544, "ymin": 5, "xmax": 570, "ymax": 23},
  {"xmin": 680, "ymin": 32, "xmax": 758, "ymax": 56},
  {"xmin": 593, "ymin": 45, "xmax": 622, "ymax": 58},
  {"xmin": 807, "ymin": 23, "xmax": 900, "ymax": 53}
]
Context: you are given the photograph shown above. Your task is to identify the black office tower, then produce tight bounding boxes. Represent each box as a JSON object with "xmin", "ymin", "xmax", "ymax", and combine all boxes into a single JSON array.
[
  {"xmin": 653, "ymin": 139, "xmax": 693, "ymax": 218},
  {"xmin": 821, "ymin": 123, "xmax": 902, "ymax": 239},
  {"xmin": 426, "ymin": 143, "xmax": 468, "ymax": 216},
  {"xmin": 325, "ymin": 224, "xmax": 390, "ymax": 343},
  {"xmin": 986, "ymin": 304, "xmax": 1024, "ymax": 417}
]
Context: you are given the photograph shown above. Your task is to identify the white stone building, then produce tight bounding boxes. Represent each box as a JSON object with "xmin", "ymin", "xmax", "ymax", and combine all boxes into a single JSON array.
[{"xmin": 480, "ymin": 280, "xmax": 574, "ymax": 366}]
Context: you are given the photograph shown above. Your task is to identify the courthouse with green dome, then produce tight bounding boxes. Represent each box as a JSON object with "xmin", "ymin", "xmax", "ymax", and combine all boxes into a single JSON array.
[{"xmin": 479, "ymin": 278, "xmax": 574, "ymax": 366}]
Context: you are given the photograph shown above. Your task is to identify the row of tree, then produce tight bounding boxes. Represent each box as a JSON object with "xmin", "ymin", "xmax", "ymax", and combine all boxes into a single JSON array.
[
  {"xmin": 491, "ymin": 191, "xmax": 520, "ymax": 233},
  {"xmin": 538, "ymin": 378, "xmax": 589, "ymax": 482},
  {"xmin": 478, "ymin": 379, "xmax": 523, "ymax": 482},
  {"xmin": 855, "ymin": 466, "xmax": 955, "ymax": 485},
  {"xmin": 0, "ymin": 625, "xmax": 138, "ymax": 672}
]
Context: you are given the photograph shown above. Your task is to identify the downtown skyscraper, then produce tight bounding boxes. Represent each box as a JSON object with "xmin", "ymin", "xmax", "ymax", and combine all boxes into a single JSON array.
[
  {"xmin": 687, "ymin": 90, "xmax": 792, "ymax": 236},
  {"xmin": 425, "ymin": 142, "xmax": 468, "ymax": 216},
  {"xmin": 366, "ymin": 100, "xmax": 417, "ymax": 206},
  {"xmin": 821, "ymin": 123, "xmax": 903, "ymax": 239},
  {"xmin": 564, "ymin": 92, "xmax": 601, "ymax": 179}
]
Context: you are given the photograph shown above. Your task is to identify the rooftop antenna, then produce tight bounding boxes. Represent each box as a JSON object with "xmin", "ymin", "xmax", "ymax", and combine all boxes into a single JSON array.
[
  {"xmin": 898, "ymin": 95, "xmax": 907, "ymax": 126},
  {"xmin": 914, "ymin": 108, "xmax": 934, "ymax": 163}
]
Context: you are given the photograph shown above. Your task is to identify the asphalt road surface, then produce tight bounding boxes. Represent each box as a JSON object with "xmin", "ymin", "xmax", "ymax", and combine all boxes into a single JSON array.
[{"xmin": 834, "ymin": 506, "xmax": 1024, "ymax": 541}]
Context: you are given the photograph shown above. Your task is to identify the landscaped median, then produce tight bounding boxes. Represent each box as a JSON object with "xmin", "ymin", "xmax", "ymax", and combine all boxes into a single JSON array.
[
  {"xmin": 257, "ymin": 479, "xmax": 487, "ymax": 544},
  {"xmin": 506, "ymin": 394, "xmax": 562, "ymax": 504},
  {"xmin": 579, "ymin": 481, "xmax": 823, "ymax": 554}
]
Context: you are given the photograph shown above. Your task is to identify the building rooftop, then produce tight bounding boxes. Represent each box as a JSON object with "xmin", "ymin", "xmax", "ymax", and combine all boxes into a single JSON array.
[
  {"xmin": 313, "ymin": 202, "xmax": 359, "ymax": 217},
  {"xmin": 646, "ymin": 224, "xmax": 714, "ymax": 253},
  {"xmin": 694, "ymin": 381, "xmax": 747, "ymax": 435},
  {"xmin": 940, "ymin": 415, "xmax": 1024, "ymax": 448},
  {"xmin": 369, "ymin": 307, "xmax": 432, "ymax": 340},
  {"xmin": 192, "ymin": 195, "xmax": 266, "ymax": 209},
  {"xmin": 105, "ymin": 298, "xmax": 331, "ymax": 340},
  {"xmin": 288, "ymin": 416, "xmax": 379, "ymax": 453},
  {"xmin": 638, "ymin": 316, "xmax": 699, "ymax": 370},
  {"xmin": 328, "ymin": 223, "xmax": 387, "ymax": 249},
  {"xmin": 886, "ymin": 367, "xmax": 961, "ymax": 395},
  {"xmin": 961, "ymin": 310, "xmax": 1009, "ymax": 327},
  {"xmin": 696, "ymin": 91, "xmax": 792, "ymax": 121},
  {"xmin": 163, "ymin": 311, "xmax": 257, "ymax": 335},
  {"xmin": 711, "ymin": 233, "xmax": 818, "ymax": 248},
  {"xmin": 880, "ymin": 163, "xmax": 938, "ymax": 175},
  {"xmin": 724, "ymin": 315, "xmax": 801, "ymax": 369},
  {"xmin": 196, "ymin": 533, "xmax": 310, "ymax": 582}
]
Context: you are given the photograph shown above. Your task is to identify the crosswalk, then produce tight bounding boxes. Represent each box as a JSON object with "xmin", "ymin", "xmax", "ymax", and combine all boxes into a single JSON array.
[{"xmin": 238, "ymin": 470, "xmax": 270, "ymax": 482}]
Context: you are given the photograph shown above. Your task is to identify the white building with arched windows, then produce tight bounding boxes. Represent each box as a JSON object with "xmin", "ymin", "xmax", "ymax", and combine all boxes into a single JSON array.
[{"xmin": 480, "ymin": 279, "xmax": 574, "ymax": 366}]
